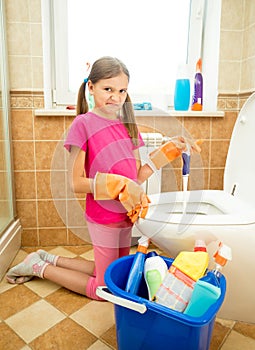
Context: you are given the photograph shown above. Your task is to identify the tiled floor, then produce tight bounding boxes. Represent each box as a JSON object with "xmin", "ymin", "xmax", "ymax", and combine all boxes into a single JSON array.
[{"xmin": 1, "ymin": 245, "xmax": 255, "ymax": 350}]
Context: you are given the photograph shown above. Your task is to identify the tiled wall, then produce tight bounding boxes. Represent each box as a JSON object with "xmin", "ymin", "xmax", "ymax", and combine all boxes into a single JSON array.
[{"xmin": 5, "ymin": 0, "xmax": 255, "ymax": 247}]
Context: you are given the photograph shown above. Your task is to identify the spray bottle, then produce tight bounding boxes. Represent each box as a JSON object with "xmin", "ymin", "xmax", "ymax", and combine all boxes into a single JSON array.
[
  {"xmin": 125, "ymin": 235, "xmax": 150, "ymax": 295},
  {"xmin": 184, "ymin": 242, "xmax": 232, "ymax": 317},
  {"xmin": 191, "ymin": 58, "xmax": 203, "ymax": 111},
  {"xmin": 154, "ymin": 240, "xmax": 209, "ymax": 312},
  {"xmin": 182, "ymin": 144, "xmax": 191, "ymax": 193}
]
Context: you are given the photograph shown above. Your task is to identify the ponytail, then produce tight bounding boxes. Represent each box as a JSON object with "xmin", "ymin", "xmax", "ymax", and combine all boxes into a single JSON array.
[{"xmin": 76, "ymin": 81, "xmax": 89, "ymax": 116}]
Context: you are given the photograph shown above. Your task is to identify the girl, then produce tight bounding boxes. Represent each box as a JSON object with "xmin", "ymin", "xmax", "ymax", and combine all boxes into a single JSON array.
[{"xmin": 6, "ymin": 56, "xmax": 195, "ymax": 299}]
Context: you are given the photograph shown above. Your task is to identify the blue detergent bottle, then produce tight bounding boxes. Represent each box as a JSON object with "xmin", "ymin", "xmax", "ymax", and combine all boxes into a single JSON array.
[
  {"xmin": 125, "ymin": 235, "xmax": 150, "ymax": 295},
  {"xmin": 174, "ymin": 64, "xmax": 190, "ymax": 111}
]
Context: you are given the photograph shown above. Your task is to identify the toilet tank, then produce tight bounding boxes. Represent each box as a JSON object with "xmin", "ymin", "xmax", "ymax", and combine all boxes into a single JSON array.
[
  {"xmin": 224, "ymin": 93, "xmax": 255, "ymax": 209},
  {"xmin": 140, "ymin": 133, "xmax": 162, "ymax": 194}
]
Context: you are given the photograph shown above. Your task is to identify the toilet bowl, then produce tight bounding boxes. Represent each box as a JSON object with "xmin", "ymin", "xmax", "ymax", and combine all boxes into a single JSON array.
[{"xmin": 135, "ymin": 92, "xmax": 255, "ymax": 323}]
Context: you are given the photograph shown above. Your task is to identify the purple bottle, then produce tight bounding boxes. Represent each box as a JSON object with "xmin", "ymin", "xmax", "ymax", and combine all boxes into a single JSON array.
[{"xmin": 191, "ymin": 58, "xmax": 203, "ymax": 111}]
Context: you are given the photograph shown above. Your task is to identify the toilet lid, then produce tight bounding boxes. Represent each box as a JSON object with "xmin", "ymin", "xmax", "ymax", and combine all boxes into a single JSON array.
[{"xmin": 224, "ymin": 92, "xmax": 255, "ymax": 208}]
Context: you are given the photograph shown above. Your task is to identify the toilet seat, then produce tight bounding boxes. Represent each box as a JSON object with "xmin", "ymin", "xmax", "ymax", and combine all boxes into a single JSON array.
[{"xmin": 143, "ymin": 190, "xmax": 255, "ymax": 226}]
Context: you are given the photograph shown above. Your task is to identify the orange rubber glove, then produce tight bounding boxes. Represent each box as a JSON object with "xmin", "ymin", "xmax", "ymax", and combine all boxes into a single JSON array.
[
  {"xmin": 148, "ymin": 137, "xmax": 203, "ymax": 171},
  {"xmin": 148, "ymin": 137, "xmax": 186, "ymax": 170},
  {"xmin": 93, "ymin": 172, "xmax": 150, "ymax": 223}
]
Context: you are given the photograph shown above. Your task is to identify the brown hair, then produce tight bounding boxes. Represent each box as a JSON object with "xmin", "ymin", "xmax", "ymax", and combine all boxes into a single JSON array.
[{"xmin": 76, "ymin": 56, "xmax": 139, "ymax": 146}]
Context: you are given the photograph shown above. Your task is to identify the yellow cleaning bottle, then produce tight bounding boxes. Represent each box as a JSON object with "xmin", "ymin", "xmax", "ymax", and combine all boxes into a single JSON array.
[{"xmin": 154, "ymin": 240, "xmax": 209, "ymax": 312}]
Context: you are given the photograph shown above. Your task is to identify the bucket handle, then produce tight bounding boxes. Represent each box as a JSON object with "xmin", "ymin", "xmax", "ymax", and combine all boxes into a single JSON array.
[{"xmin": 96, "ymin": 286, "xmax": 147, "ymax": 314}]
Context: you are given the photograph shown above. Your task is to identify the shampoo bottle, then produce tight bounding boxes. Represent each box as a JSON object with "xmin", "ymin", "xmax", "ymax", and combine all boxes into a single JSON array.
[
  {"xmin": 174, "ymin": 64, "xmax": 190, "ymax": 111},
  {"xmin": 125, "ymin": 235, "xmax": 150, "ymax": 295},
  {"xmin": 191, "ymin": 58, "xmax": 203, "ymax": 111}
]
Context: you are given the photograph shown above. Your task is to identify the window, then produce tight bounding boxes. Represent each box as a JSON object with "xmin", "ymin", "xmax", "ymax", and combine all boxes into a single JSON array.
[{"xmin": 42, "ymin": 0, "xmax": 221, "ymax": 111}]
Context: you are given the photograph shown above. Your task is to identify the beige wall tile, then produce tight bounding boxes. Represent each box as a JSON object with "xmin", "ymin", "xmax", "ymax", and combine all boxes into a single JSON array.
[
  {"xmin": 35, "ymin": 141, "xmax": 61, "ymax": 170},
  {"xmin": 188, "ymin": 168, "xmax": 207, "ymax": 190},
  {"xmin": 210, "ymin": 140, "xmax": 229, "ymax": 168},
  {"xmin": 240, "ymin": 58, "xmax": 255, "ymax": 91},
  {"xmin": 154, "ymin": 117, "xmax": 184, "ymax": 138},
  {"xmin": 209, "ymin": 169, "xmax": 224, "ymax": 190},
  {"xmin": 28, "ymin": 0, "xmax": 42, "ymax": 22},
  {"xmin": 11, "ymin": 110, "xmax": 34, "ymax": 140},
  {"xmin": 21, "ymin": 228, "xmax": 39, "ymax": 246},
  {"xmin": 218, "ymin": 61, "xmax": 241, "ymax": 93},
  {"xmin": 6, "ymin": 0, "xmax": 30, "ymax": 22},
  {"xmin": 211, "ymin": 112, "xmax": 237, "ymax": 139},
  {"xmin": 67, "ymin": 200, "xmax": 86, "ymax": 227},
  {"xmin": 244, "ymin": 0, "xmax": 255, "ymax": 27},
  {"xmin": 36, "ymin": 171, "xmax": 51, "ymax": 199},
  {"xmin": 8, "ymin": 56, "xmax": 32, "ymax": 90},
  {"xmin": 220, "ymin": 31, "xmax": 243, "ymax": 61},
  {"xmin": 39, "ymin": 170, "xmax": 66, "ymax": 200},
  {"xmin": 12, "ymin": 141, "xmax": 35, "ymax": 170},
  {"xmin": 39, "ymin": 228, "xmax": 68, "ymax": 246},
  {"xmin": 14, "ymin": 171, "xmax": 36, "ymax": 199},
  {"xmin": 30, "ymin": 23, "xmax": 42, "ymax": 56},
  {"xmin": 68, "ymin": 228, "xmax": 91, "ymax": 245},
  {"xmin": 221, "ymin": 0, "xmax": 244, "ymax": 30},
  {"xmin": 34, "ymin": 116, "xmax": 65, "ymax": 140},
  {"xmin": 16, "ymin": 200, "xmax": 37, "ymax": 228},
  {"xmin": 7, "ymin": 23, "xmax": 31, "ymax": 55},
  {"xmin": 38, "ymin": 200, "xmax": 66, "ymax": 228},
  {"xmin": 183, "ymin": 118, "xmax": 211, "ymax": 140},
  {"xmin": 31, "ymin": 57, "xmax": 44, "ymax": 89},
  {"xmin": 243, "ymin": 25, "xmax": 255, "ymax": 59}
]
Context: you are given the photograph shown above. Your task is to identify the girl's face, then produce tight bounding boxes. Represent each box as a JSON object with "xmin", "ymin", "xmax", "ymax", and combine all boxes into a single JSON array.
[{"xmin": 88, "ymin": 72, "xmax": 128, "ymax": 118}]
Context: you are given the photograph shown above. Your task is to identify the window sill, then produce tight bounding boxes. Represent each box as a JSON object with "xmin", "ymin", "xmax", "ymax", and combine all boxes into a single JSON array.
[{"xmin": 34, "ymin": 107, "xmax": 225, "ymax": 118}]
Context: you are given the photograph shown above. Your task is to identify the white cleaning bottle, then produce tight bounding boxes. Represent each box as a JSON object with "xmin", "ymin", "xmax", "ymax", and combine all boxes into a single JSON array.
[{"xmin": 144, "ymin": 252, "xmax": 168, "ymax": 301}]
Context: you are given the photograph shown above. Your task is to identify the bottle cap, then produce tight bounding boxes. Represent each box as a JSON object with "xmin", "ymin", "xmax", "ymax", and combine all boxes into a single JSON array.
[
  {"xmin": 194, "ymin": 239, "xmax": 207, "ymax": 252},
  {"xmin": 213, "ymin": 242, "xmax": 232, "ymax": 266},
  {"xmin": 196, "ymin": 58, "xmax": 202, "ymax": 72}
]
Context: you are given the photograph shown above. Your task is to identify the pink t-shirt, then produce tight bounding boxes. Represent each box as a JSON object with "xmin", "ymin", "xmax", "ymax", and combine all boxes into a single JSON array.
[{"xmin": 64, "ymin": 112, "xmax": 144, "ymax": 224}]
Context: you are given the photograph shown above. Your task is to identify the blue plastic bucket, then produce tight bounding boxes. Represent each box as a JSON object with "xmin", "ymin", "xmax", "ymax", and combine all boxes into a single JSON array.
[{"xmin": 97, "ymin": 255, "xmax": 226, "ymax": 350}]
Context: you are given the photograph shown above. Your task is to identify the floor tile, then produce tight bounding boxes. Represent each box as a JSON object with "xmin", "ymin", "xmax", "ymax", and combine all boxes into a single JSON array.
[
  {"xmin": 46, "ymin": 246, "xmax": 78, "ymax": 258},
  {"xmin": 70, "ymin": 300, "xmax": 115, "ymax": 337},
  {"xmin": 0, "ymin": 322, "xmax": 26, "ymax": 350},
  {"xmin": 25, "ymin": 278, "xmax": 60, "ymax": 297},
  {"xmin": 100, "ymin": 324, "xmax": 117, "ymax": 349},
  {"xmin": 5, "ymin": 300, "xmax": 65, "ymax": 343},
  {"xmin": 0, "ymin": 285, "xmax": 40, "ymax": 320},
  {"xmin": 64, "ymin": 245, "xmax": 94, "ymax": 255},
  {"xmin": 0, "ymin": 278, "xmax": 16, "ymax": 293},
  {"xmin": 209, "ymin": 320, "xmax": 231, "ymax": 350},
  {"xmin": 87, "ymin": 339, "xmax": 113, "ymax": 350},
  {"xmin": 9, "ymin": 250, "xmax": 28, "ymax": 267},
  {"xmin": 80, "ymin": 249, "xmax": 94, "ymax": 261},
  {"xmin": 233, "ymin": 321, "xmax": 255, "ymax": 340},
  {"xmin": 221, "ymin": 330, "xmax": 255, "ymax": 350},
  {"xmin": 29, "ymin": 318, "xmax": 97, "ymax": 350},
  {"xmin": 45, "ymin": 287, "xmax": 91, "ymax": 315}
]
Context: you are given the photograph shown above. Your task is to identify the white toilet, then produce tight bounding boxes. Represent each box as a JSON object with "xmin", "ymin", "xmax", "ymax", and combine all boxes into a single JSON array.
[{"xmin": 135, "ymin": 92, "xmax": 255, "ymax": 323}]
